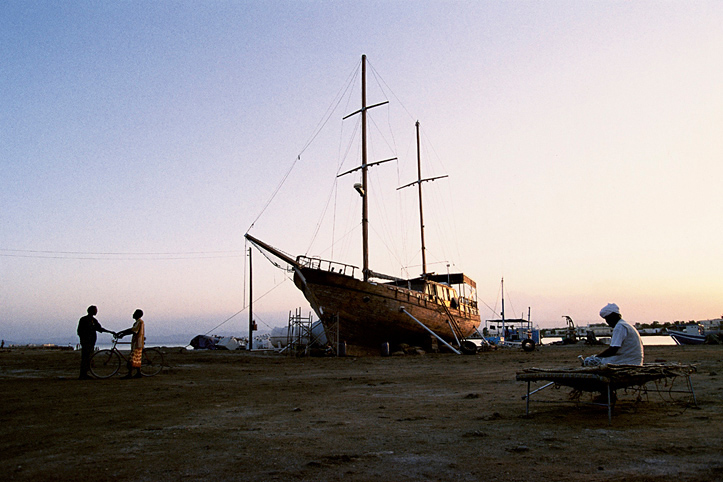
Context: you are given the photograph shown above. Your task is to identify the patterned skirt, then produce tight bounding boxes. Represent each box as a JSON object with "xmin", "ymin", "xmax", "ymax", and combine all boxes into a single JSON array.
[{"xmin": 131, "ymin": 348, "xmax": 143, "ymax": 368}]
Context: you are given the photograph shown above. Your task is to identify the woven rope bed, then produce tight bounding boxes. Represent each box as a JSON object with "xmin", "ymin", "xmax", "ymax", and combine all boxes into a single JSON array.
[{"xmin": 516, "ymin": 363, "xmax": 697, "ymax": 423}]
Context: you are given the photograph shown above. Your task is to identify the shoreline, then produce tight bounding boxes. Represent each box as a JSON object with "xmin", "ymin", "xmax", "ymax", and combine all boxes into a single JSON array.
[{"xmin": 0, "ymin": 333, "xmax": 679, "ymax": 351}]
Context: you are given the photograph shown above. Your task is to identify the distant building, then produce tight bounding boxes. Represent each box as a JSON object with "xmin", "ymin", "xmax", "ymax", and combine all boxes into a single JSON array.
[
  {"xmin": 582, "ymin": 323, "xmax": 612, "ymax": 337},
  {"xmin": 697, "ymin": 318, "xmax": 723, "ymax": 332}
]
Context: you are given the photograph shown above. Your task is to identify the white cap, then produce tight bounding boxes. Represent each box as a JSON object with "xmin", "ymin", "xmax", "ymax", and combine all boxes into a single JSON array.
[{"xmin": 599, "ymin": 303, "xmax": 620, "ymax": 318}]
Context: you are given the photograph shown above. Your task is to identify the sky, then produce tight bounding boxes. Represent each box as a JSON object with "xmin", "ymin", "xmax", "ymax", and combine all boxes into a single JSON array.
[{"xmin": 2, "ymin": 1, "xmax": 722, "ymax": 344}]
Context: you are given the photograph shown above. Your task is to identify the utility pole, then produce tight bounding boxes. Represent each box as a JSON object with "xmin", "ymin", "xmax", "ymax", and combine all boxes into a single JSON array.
[{"xmin": 248, "ymin": 247, "xmax": 254, "ymax": 350}]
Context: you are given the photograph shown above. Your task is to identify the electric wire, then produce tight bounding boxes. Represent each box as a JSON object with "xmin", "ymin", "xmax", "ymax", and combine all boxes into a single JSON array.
[{"xmin": 0, "ymin": 248, "xmax": 243, "ymax": 261}]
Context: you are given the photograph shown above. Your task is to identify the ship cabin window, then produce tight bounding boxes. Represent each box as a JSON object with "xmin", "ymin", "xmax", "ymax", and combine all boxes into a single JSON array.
[{"xmin": 424, "ymin": 284, "xmax": 434, "ymax": 297}]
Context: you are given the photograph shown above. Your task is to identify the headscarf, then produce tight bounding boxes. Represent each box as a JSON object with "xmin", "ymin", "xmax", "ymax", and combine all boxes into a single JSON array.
[{"xmin": 599, "ymin": 303, "xmax": 620, "ymax": 318}]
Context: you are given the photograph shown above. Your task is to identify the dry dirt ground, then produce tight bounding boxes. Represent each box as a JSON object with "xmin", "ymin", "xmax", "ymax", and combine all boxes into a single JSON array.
[{"xmin": 1, "ymin": 344, "xmax": 721, "ymax": 482}]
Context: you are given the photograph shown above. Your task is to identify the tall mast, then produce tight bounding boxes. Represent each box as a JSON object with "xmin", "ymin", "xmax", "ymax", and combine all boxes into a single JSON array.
[
  {"xmin": 501, "ymin": 277, "xmax": 506, "ymax": 335},
  {"xmin": 397, "ymin": 122, "xmax": 448, "ymax": 277},
  {"xmin": 415, "ymin": 121, "xmax": 427, "ymax": 276},
  {"xmin": 338, "ymin": 55, "xmax": 394, "ymax": 281},
  {"xmin": 361, "ymin": 55, "xmax": 370, "ymax": 282}
]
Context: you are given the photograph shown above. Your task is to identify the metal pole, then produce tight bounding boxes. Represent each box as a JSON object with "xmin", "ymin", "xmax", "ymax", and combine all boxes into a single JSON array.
[
  {"xmin": 400, "ymin": 307, "xmax": 461, "ymax": 354},
  {"xmin": 248, "ymin": 247, "xmax": 253, "ymax": 350},
  {"xmin": 687, "ymin": 375, "xmax": 698, "ymax": 406},
  {"xmin": 522, "ymin": 381, "xmax": 555, "ymax": 400}
]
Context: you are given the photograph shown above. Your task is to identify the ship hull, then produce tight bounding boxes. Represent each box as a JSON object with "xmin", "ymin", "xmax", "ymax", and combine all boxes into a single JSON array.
[{"xmin": 294, "ymin": 267, "xmax": 480, "ymax": 355}]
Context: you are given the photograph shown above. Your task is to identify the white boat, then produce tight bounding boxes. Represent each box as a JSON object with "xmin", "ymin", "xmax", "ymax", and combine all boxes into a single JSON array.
[
  {"xmin": 269, "ymin": 320, "xmax": 327, "ymax": 348},
  {"xmin": 216, "ymin": 336, "xmax": 245, "ymax": 350},
  {"xmin": 668, "ymin": 324, "xmax": 706, "ymax": 345}
]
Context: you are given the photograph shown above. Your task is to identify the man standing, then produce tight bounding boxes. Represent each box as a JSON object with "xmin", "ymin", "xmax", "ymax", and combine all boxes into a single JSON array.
[
  {"xmin": 77, "ymin": 305, "xmax": 114, "ymax": 379},
  {"xmin": 596, "ymin": 303, "xmax": 644, "ymax": 365}
]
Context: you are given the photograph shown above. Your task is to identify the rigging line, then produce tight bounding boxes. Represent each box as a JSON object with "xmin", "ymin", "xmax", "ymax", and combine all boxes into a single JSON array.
[
  {"xmin": 252, "ymin": 242, "xmax": 298, "ymax": 272},
  {"xmin": 367, "ymin": 115, "xmax": 399, "ymax": 164},
  {"xmin": 247, "ymin": 154, "xmax": 300, "ymax": 233},
  {"xmin": 479, "ymin": 297, "xmax": 499, "ymax": 318},
  {"xmin": 368, "ymin": 223, "xmax": 406, "ymax": 273},
  {"xmin": 367, "ymin": 59, "xmax": 416, "ymax": 125},
  {"xmin": 252, "ymin": 312, "xmax": 273, "ymax": 330},
  {"xmin": 330, "ymin": 179, "xmax": 339, "ymax": 260},
  {"xmin": 203, "ymin": 276, "xmax": 290, "ymax": 335},
  {"xmin": 422, "ymin": 135, "xmax": 462, "ymax": 264},
  {"xmin": 248, "ymin": 61, "xmax": 358, "ymax": 234},
  {"xmin": 301, "ymin": 220, "xmax": 359, "ymax": 262},
  {"xmin": 306, "ymin": 176, "xmax": 338, "ymax": 255},
  {"xmin": 299, "ymin": 60, "xmax": 359, "ymax": 155},
  {"xmin": 370, "ymin": 187, "xmax": 403, "ymax": 266},
  {"xmin": 306, "ymin": 116, "xmax": 360, "ymax": 255},
  {"xmin": 315, "ymin": 223, "xmax": 360, "ymax": 260},
  {"xmin": 328, "ymin": 83, "xmax": 362, "ymax": 258},
  {"xmin": 330, "ymin": 84, "xmax": 362, "ymax": 253},
  {"xmin": 334, "ymin": 112, "xmax": 361, "ymax": 176}
]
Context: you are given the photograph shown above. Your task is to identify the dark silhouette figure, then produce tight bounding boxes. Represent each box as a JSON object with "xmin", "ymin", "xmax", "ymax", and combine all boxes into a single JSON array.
[{"xmin": 77, "ymin": 305, "xmax": 114, "ymax": 379}]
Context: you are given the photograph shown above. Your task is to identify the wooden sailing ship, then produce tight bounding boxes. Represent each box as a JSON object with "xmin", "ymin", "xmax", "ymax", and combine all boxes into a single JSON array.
[{"xmin": 246, "ymin": 55, "xmax": 480, "ymax": 355}]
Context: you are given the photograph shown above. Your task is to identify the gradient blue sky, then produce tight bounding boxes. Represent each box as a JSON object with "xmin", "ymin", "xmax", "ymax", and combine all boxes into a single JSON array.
[{"xmin": 2, "ymin": 1, "xmax": 721, "ymax": 343}]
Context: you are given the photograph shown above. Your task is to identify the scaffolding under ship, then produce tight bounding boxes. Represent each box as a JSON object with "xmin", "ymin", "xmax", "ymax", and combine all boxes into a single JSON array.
[{"xmin": 246, "ymin": 55, "xmax": 480, "ymax": 355}]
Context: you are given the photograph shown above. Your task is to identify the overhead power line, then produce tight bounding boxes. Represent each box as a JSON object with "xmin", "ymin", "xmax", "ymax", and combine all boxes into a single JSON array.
[{"xmin": 0, "ymin": 248, "xmax": 244, "ymax": 261}]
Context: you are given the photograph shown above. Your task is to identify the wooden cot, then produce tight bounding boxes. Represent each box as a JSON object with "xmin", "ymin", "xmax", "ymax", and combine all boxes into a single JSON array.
[{"xmin": 516, "ymin": 363, "xmax": 697, "ymax": 424}]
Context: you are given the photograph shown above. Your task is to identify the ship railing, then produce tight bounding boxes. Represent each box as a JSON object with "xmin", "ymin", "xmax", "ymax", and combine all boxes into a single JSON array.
[
  {"xmin": 296, "ymin": 256, "xmax": 358, "ymax": 278},
  {"xmin": 384, "ymin": 285, "xmax": 479, "ymax": 316}
]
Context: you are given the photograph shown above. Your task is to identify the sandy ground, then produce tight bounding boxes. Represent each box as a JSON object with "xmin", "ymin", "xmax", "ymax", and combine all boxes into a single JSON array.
[{"xmin": 1, "ymin": 344, "xmax": 721, "ymax": 482}]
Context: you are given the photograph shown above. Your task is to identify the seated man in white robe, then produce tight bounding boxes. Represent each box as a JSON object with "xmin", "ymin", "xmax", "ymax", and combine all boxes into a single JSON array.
[{"xmin": 595, "ymin": 303, "xmax": 644, "ymax": 366}]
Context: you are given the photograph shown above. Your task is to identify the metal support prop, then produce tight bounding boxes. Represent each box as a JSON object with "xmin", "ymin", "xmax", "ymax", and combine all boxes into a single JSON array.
[
  {"xmin": 399, "ymin": 307, "xmax": 461, "ymax": 354},
  {"xmin": 687, "ymin": 375, "xmax": 698, "ymax": 406},
  {"xmin": 522, "ymin": 381, "xmax": 555, "ymax": 401}
]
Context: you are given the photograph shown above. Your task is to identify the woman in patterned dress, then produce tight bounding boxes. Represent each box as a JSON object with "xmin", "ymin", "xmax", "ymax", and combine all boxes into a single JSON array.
[{"xmin": 118, "ymin": 309, "xmax": 145, "ymax": 379}]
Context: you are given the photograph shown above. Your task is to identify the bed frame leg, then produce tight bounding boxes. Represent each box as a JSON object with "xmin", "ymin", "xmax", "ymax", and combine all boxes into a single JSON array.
[
  {"xmin": 607, "ymin": 384, "xmax": 612, "ymax": 424},
  {"xmin": 686, "ymin": 375, "xmax": 698, "ymax": 407},
  {"xmin": 526, "ymin": 381, "xmax": 530, "ymax": 416}
]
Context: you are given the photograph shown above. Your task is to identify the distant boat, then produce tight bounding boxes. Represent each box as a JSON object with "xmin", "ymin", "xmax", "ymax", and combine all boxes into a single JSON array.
[
  {"xmin": 189, "ymin": 335, "xmax": 246, "ymax": 350},
  {"xmin": 482, "ymin": 278, "xmax": 539, "ymax": 350},
  {"xmin": 668, "ymin": 325, "xmax": 706, "ymax": 345},
  {"xmin": 247, "ymin": 55, "xmax": 481, "ymax": 355}
]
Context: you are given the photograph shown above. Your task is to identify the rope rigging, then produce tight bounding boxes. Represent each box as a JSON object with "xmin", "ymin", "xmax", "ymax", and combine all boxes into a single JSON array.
[{"xmin": 247, "ymin": 61, "xmax": 359, "ymax": 235}]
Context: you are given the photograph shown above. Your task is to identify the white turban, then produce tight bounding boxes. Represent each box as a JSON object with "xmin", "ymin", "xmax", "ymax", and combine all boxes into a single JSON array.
[{"xmin": 599, "ymin": 303, "xmax": 620, "ymax": 318}]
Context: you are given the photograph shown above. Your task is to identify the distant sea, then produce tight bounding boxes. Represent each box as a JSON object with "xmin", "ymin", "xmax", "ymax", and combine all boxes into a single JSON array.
[
  {"xmin": 4, "ymin": 333, "xmax": 198, "ymax": 350},
  {"xmin": 542, "ymin": 335, "xmax": 675, "ymax": 346}
]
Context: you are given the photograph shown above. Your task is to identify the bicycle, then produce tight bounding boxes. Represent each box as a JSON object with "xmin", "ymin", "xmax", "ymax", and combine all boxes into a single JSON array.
[{"xmin": 89, "ymin": 335, "xmax": 165, "ymax": 379}]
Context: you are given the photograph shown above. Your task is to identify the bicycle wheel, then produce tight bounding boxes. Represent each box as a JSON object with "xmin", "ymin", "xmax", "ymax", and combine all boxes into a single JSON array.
[
  {"xmin": 90, "ymin": 349, "xmax": 121, "ymax": 379},
  {"xmin": 140, "ymin": 348, "xmax": 164, "ymax": 377}
]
